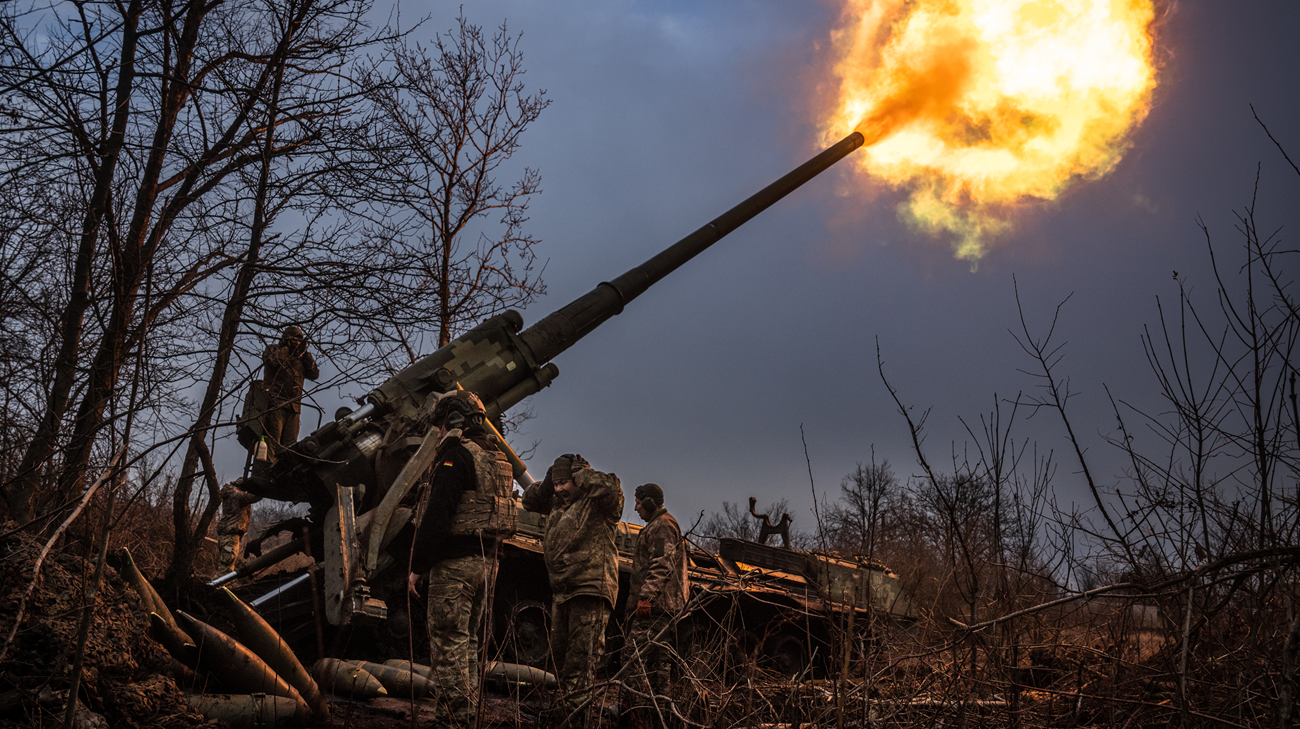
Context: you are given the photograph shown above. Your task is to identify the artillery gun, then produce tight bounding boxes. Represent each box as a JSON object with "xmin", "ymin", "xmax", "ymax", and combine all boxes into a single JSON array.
[{"xmin": 218, "ymin": 131, "xmax": 915, "ymax": 670}]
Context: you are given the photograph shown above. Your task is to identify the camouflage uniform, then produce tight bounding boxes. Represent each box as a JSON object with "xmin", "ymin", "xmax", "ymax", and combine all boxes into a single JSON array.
[
  {"xmin": 425, "ymin": 552, "xmax": 496, "ymax": 727},
  {"xmin": 551, "ymin": 595, "xmax": 614, "ymax": 722},
  {"xmin": 626, "ymin": 507, "xmax": 689, "ymax": 618},
  {"xmin": 214, "ymin": 481, "xmax": 262, "ymax": 575},
  {"xmin": 259, "ymin": 326, "xmax": 318, "ymax": 449},
  {"xmin": 622, "ymin": 614, "xmax": 675, "ymax": 727},
  {"xmin": 523, "ymin": 457, "xmax": 623, "ymax": 725},
  {"xmin": 410, "ymin": 425, "xmax": 512, "ymax": 729},
  {"xmin": 623, "ymin": 502, "xmax": 688, "ymax": 725}
]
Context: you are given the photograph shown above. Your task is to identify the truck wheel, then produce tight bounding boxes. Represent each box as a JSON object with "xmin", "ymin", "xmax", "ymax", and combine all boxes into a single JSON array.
[
  {"xmin": 500, "ymin": 600, "xmax": 550, "ymax": 668},
  {"xmin": 675, "ymin": 618, "xmax": 714, "ymax": 680},
  {"xmin": 762, "ymin": 634, "xmax": 808, "ymax": 678},
  {"xmin": 724, "ymin": 629, "xmax": 761, "ymax": 682}
]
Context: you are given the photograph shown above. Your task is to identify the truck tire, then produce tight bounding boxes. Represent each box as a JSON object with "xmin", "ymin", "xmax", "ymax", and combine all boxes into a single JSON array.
[
  {"xmin": 762, "ymin": 634, "xmax": 808, "ymax": 678},
  {"xmin": 498, "ymin": 599, "xmax": 550, "ymax": 669},
  {"xmin": 724, "ymin": 629, "xmax": 761, "ymax": 683}
]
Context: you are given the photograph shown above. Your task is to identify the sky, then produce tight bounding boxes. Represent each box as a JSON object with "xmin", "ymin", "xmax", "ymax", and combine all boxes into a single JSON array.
[{"xmin": 312, "ymin": 1, "xmax": 1300, "ymax": 538}]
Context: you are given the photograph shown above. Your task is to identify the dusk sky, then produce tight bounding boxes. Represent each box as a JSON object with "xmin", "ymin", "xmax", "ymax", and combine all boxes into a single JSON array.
[{"xmin": 317, "ymin": 1, "xmax": 1300, "ymax": 537}]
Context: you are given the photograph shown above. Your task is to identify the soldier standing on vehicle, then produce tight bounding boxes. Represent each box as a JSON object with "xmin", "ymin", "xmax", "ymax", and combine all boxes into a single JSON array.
[
  {"xmin": 523, "ymin": 454, "xmax": 623, "ymax": 726},
  {"xmin": 622, "ymin": 483, "xmax": 689, "ymax": 727},
  {"xmin": 406, "ymin": 390, "xmax": 515, "ymax": 729},
  {"xmin": 213, "ymin": 479, "xmax": 262, "ymax": 576},
  {"xmin": 259, "ymin": 325, "xmax": 319, "ymax": 450}
]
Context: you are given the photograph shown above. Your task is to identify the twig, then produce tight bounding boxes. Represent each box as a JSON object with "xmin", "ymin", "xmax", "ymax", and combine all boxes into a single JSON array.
[
  {"xmin": 801, "ymin": 424, "xmax": 824, "ymax": 538},
  {"xmin": 1009, "ymin": 277, "xmax": 1137, "ymax": 568},
  {"xmin": 1252, "ymin": 104, "xmax": 1300, "ymax": 178},
  {"xmin": 63, "ymin": 464, "xmax": 123, "ymax": 729},
  {"xmin": 947, "ymin": 580, "xmax": 1142, "ymax": 633},
  {"xmin": 950, "ymin": 545, "xmax": 1300, "ymax": 635},
  {"xmin": 601, "ymin": 678, "xmax": 704, "ymax": 728},
  {"xmin": 65, "ymin": 237, "xmax": 154, "ymax": 729}
]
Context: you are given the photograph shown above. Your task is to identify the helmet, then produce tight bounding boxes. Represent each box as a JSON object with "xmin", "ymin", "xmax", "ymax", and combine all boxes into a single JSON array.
[
  {"xmin": 280, "ymin": 326, "xmax": 306, "ymax": 353},
  {"xmin": 427, "ymin": 390, "xmax": 487, "ymax": 430}
]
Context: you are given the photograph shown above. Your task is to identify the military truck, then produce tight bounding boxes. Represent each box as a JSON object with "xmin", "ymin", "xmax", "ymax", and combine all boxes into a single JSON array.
[{"xmin": 494, "ymin": 505, "xmax": 916, "ymax": 679}]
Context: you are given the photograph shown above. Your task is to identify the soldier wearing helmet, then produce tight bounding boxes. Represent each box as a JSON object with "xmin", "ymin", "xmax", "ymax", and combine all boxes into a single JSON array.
[
  {"xmin": 218, "ymin": 326, "xmax": 315, "ymax": 575},
  {"xmin": 406, "ymin": 389, "xmax": 515, "ymax": 729},
  {"xmin": 523, "ymin": 453, "xmax": 623, "ymax": 726},
  {"xmin": 259, "ymin": 325, "xmax": 319, "ymax": 450},
  {"xmin": 212, "ymin": 479, "xmax": 262, "ymax": 577}
]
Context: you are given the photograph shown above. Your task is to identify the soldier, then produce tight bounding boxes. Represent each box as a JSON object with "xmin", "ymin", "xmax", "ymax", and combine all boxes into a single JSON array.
[
  {"xmin": 621, "ymin": 483, "xmax": 689, "ymax": 727},
  {"xmin": 406, "ymin": 390, "xmax": 514, "ymax": 729},
  {"xmin": 214, "ymin": 479, "xmax": 262, "ymax": 576},
  {"xmin": 523, "ymin": 454, "xmax": 623, "ymax": 726},
  {"xmin": 259, "ymin": 325, "xmax": 319, "ymax": 450}
]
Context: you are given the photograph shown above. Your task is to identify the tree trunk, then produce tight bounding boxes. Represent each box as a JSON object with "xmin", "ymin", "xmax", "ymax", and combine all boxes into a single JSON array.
[
  {"xmin": 53, "ymin": 0, "xmax": 208, "ymax": 509},
  {"xmin": 4, "ymin": 0, "xmax": 143, "ymax": 525},
  {"xmin": 166, "ymin": 0, "xmax": 310, "ymax": 586}
]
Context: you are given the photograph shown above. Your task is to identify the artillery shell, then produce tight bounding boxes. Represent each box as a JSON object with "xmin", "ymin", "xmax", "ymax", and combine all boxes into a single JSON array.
[
  {"xmin": 186, "ymin": 693, "xmax": 307, "ymax": 729},
  {"xmin": 149, "ymin": 612, "xmax": 198, "ymax": 668},
  {"xmin": 163, "ymin": 654, "xmax": 201, "ymax": 690},
  {"xmin": 218, "ymin": 588, "xmax": 327, "ymax": 719},
  {"xmin": 349, "ymin": 660, "xmax": 435, "ymax": 698},
  {"xmin": 310, "ymin": 658, "xmax": 386, "ymax": 699},
  {"xmin": 176, "ymin": 610, "xmax": 310, "ymax": 718},
  {"xmin": 382, "ymin": 658, "xmax": 433, "ymax": 680},
  {"xmin": 487, "ymin": 660, "xmax": 558, "ymax": 688},
  {"xmin": 122, "ymin": 547, "xmax": 179, "ymax": 628}
]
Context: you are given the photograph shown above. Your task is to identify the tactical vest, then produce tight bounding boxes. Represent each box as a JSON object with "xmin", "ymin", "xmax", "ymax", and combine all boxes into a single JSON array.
[{"xmin": 448, "ymin": 437, "xmax": 518, "ymax": 538}]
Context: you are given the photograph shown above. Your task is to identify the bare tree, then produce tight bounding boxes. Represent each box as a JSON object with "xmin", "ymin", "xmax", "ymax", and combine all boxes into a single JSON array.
[
  {"xmin": 161, "ymin": 0, "xmax": 394, "ymax": 586},
  {"xmin": 966, "ymin": 120, "xmax": 1300, "ymax": 725},
  {"xmin": 358, "ymin": 13, "xmax": 549, "ymax": 349},
  {"xmin": 826, "ymin": 456, "xmax": 896, "ymax": 562},
  {"xmin": 0, "ymin": 0, "xmax": 384, "ymax": 527}
]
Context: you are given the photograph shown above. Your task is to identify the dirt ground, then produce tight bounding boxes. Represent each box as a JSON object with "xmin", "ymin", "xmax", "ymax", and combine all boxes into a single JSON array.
[
  {"xmin": 0, "ymin": 530, "xmax": 212, "ymax": 728},
  {"xmin": 0, "ymin": 528, "xmax": 607, "ymax": 728},
  {"xmin": 321, "ymin": 691, "xmax": 556, "ymax": 729}
]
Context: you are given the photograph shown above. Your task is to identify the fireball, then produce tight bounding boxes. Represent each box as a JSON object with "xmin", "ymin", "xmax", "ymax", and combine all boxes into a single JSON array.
[{"xmin": 823, "ymin": 0, "xmax": 1158, "ymax": 261}]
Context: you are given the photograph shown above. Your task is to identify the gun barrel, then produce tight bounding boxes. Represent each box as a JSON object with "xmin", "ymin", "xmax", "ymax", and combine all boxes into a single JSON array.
[
  {"xmin": 519, "ymin": 131, "xmax": 865, "ymax": 364},
  {"xmin": 254, "ymin": 132, "xmax": 864, "ymax": 508}
]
